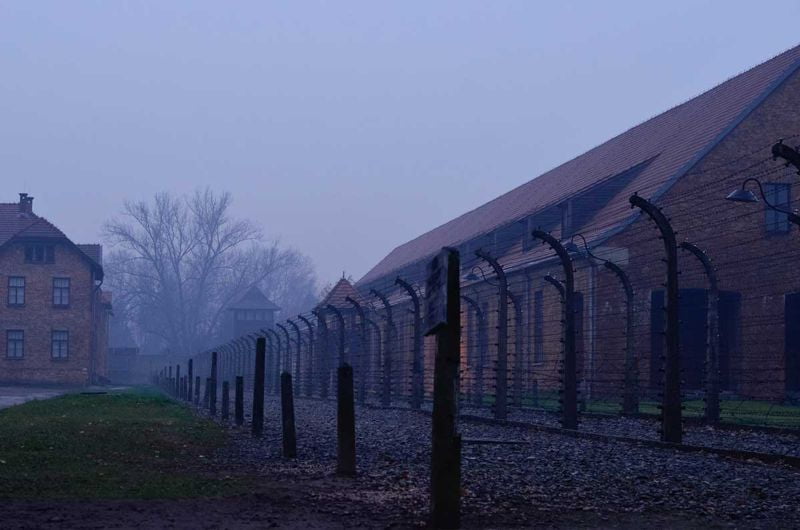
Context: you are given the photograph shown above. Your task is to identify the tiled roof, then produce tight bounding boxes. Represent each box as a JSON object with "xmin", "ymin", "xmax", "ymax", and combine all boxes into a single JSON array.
[
  {"xmin": 77, "ymin": 244, "xmax": 103, "ymax": 266},
  {"xmin": 227, "ymin": 286, "xmax": 281, "ymax": 311},
  {"xmin": 0, "ymin": 200, "xmax": 104, "ymax": 273},
  {"xmin": 358, "ymin": 44, "xmax": 800, "ymax": 286},
  {"xmin": 0, "ymin": 203, "xmax": 66, "ymax": 245},
  {"xmin": 317, "ymin": 278, "xmax": 366, "ymax": 310}
]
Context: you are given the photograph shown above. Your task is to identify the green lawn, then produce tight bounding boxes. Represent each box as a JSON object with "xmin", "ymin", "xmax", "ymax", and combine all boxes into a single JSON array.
[
  {"xmin": 511, "ymin": 392, "xmax": 800, "ymax": 429},
  {"xmin": 0, "ymin": 388, "xmax": 250, "ymax": 499}
]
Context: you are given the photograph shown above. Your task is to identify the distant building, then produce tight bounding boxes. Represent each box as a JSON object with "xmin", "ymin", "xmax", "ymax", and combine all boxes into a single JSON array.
[
  {"xmin": 225, "ymin": 286, "xmax": 280, "ymax": 340},
  {"xmin": 0, "ymin": 193, "xmax": 111, "ymax": 385}
]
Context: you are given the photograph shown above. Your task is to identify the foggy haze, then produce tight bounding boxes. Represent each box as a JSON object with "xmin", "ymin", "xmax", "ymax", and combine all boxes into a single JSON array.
[{"xmin": 2, "ymin": 1, "xmax": 798, "ymax": 283}]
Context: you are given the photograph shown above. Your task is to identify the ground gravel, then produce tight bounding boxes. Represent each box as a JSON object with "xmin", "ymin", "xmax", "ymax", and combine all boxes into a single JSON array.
[{"xmin": 208, "ymin": 394, "xmax": 800, "ymax": 528}]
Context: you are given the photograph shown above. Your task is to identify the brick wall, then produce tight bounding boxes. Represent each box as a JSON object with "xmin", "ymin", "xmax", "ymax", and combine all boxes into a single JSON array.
[{"xmin": 0, "ymin": 241, "xmax": 104, "ymax": 386}]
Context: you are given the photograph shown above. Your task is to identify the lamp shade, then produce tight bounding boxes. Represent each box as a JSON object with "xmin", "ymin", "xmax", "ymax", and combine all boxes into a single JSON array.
[{"xmin": 725, "ymin": 188, "xmax": 759, "ymax": 203}]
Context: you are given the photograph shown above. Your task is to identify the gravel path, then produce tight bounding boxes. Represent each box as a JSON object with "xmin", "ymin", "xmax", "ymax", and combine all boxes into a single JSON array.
[{"xmin": 206, "ymin": 394, "xmax": 800, "ymax": 528}]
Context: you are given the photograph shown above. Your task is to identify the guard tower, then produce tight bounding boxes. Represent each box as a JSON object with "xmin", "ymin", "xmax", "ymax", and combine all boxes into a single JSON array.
[{"xmin": 226, "ymin": 286, "xmax": 280, "ymax": 340}]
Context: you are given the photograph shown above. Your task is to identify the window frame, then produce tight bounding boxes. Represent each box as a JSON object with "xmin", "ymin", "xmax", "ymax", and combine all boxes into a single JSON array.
[
  {"xmin": 764, "ymin": 182, "xmax": 792, "ymax": 235},
  {"xmin": 7, "ymin": 276, "xmax": 25, "ymax": 306},
  {"xmin": 52, "ymin": 277, "xmax": 71, "ymax": 308},
  {"xmin": 6, "ymin": 330, "xmax": 24, "ymax": 359},
  {"xmin": 51, "ymin": 330, "xmax": 69, "ymax": 360},
  {"xmin": 24, "ymin": 244, "xmax": 55, "ymax": 264}
]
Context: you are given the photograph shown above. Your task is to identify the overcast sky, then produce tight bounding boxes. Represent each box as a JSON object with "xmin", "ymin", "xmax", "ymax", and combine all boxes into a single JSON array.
[{"xmin": 1, "ymin": 1, "xmax": 798, "ymax": 285}]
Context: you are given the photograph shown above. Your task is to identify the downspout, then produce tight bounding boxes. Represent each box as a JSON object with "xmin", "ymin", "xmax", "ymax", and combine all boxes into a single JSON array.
[{"xmin": 90, "ymin": 273, "xmax": 104, "ymax": 386}]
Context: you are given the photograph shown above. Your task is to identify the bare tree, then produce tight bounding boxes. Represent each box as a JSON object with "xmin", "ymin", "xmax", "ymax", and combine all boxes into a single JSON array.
[{"xmin": 104, "ymin": 188, "xmax": 317, "ymax": 356}]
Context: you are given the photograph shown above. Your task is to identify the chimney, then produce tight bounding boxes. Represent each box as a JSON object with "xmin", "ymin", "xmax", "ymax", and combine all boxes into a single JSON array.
[{"xmin": 18, "ymin": 193, "xmax": 33, "ymax": 214}]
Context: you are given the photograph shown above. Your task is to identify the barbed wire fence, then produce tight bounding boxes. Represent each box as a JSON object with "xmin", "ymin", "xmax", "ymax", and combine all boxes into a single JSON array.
[{"xmin": 155, "ymin": 137, "xmax": 800, "ymax": 481}]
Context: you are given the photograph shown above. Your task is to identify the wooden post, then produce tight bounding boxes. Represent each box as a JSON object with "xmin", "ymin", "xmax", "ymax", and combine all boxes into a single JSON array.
[
  {"xmin": 194, "ymin": 375, "xmax": 200, "ymax": 405},
  {"xmin": 336, "ymin": 364, "xmax": 356, "ymax": 476},
  {"xmin": 235, "ymin": 376, "xmax": 244, "ymax": 426},
  {"xmin": 204, "ymin": 377, "xmax": 211, "ymax": 409},
  {"xmin": 175, "ymin": 365, "xmax": 181, "ymax": 398},
  {"xmin": 210, "ymin": 351, "xmax": 218, "ymax": 416},
  {"xmin": 253, "ymin": 338, "xmax": 266, "ymax": 437},
  {"xmin": 281, "ymin": 372, "xmax": 297, "ymax": 458},
  {"xmin": 429, "ymin": 248, "xmax": 461, "ymax": 529}
]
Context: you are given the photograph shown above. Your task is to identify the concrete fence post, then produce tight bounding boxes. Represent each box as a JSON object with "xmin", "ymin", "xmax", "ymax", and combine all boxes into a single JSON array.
[
  {"xmin": 222, "ymin": 381, "xmax": 230, "ymax": 421},
  {"xmin": 235, "ymin": 376, "xmax": 244, "ymax": 426},
  {"xmin": 281, "ymin": 372, "xmax": 297, "ymax": 458},
  {"xmin": 252, "ymin": 338, "xmax": 266, "ymax": 437},
  {"xmin": 336, "ymin": 363, "xmax": 356, "ymax": 476}
]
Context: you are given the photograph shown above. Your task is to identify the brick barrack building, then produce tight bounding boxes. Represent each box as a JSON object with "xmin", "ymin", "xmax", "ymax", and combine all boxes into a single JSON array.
[
  {"xmin": 0, "ymin": 194, "xmax": 110, "ymax": 385},
  {"xmin": 356, "ymin": 44, "xmax": 800, "ymax": 403}
]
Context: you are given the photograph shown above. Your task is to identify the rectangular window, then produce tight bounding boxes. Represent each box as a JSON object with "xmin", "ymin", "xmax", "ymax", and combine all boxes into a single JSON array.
[
  {"xmin": 53, "ymin": 278, "xmax": 70, "ymax": 307},
  {"xmin": 533, "ymin": 290, "xmax": 544, "ymax": 363},
  {"xmin": 24, "ymin": 244, "xmax": 55, "ymax": 264},
  {"xmin": 765, "ymin": 182, "xmax": 791, "ymax": 234},
  {"xmin": 51, "ymin": 330, "xmax": 69, "ymax": 359},
  {"xmin": 7, "ymin": 330, "xmax": 24, "ymax": 359},
  {"xmin": 8, "ymin": 276, "xmax": 25, "ymax": 306}
]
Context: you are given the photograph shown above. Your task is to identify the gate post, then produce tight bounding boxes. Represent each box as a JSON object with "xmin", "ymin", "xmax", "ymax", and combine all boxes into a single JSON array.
[{"xmin": 630, "ymin": 194, "xmax": 682, "ymax": 444}]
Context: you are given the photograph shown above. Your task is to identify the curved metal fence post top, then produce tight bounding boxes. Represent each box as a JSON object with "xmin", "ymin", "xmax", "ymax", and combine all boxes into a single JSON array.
[
  {"xmin": 475, "ymin": 248, "xmax": 508, "ymax": 286},
  {"xmin": 460, "ymin": 294, "xmax": 483, "ymax": 317},
  {"xmin": 679, "ymin": 241, "xmax": 719, "ymax": 291},
  {"xmin": 297, "ymin": 314, "xmax": 314, "ymax": 332},
  {"xmin": 531, "ymin": 229, "xmax": 575, "ymax": 285},
  {"xmin": 544, "ymin": 274, "xmax": 566, "ymax": 298},
  {"xmin": 370, "ymin": 288, "xmax": 394, "ymax": 323},
  {"xmin": 395, "ymin": 277, "xmax": 421, "ymax": 307},
  {"xmin": 326, "ymin": 304, "xmax": 345, "ymax": 323},
  {"xmin": 345, "ymin": 296, "xmax": 366, "ymax": 322},
  {"xmin": 629, "ymin": 194, "xmax": 677, "ymax": 248},
  {"xmin": 267, "ymin": 328, "xmax": 282, "ymax": 351}
]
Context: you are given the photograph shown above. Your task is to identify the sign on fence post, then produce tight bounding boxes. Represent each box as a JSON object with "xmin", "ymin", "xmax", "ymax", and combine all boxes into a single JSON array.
[
  {"xmin": 428, "ymin": 247, "xmax": 461, "ymax": 529},
  {"xmin": 425, "ymin": 249, "xmax": 449, "ymax": 337}
]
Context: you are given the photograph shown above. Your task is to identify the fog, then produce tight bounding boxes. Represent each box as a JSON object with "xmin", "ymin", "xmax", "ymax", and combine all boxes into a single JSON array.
[{"xmin": 1, "ymin": 1, "xmax": 798, "ymax": 282}]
